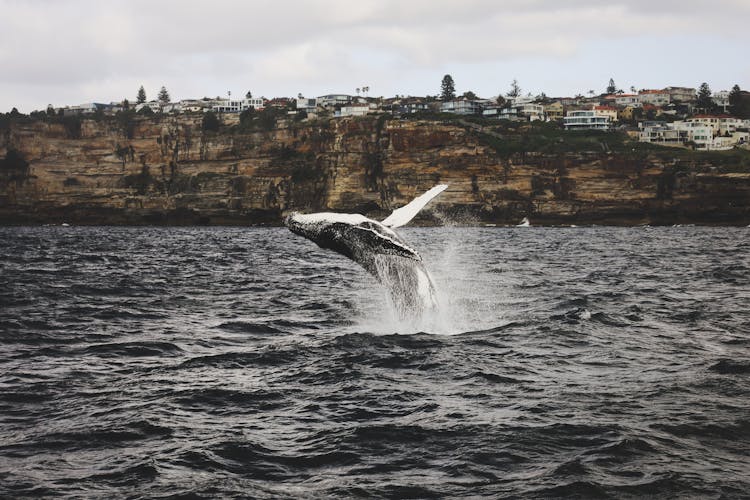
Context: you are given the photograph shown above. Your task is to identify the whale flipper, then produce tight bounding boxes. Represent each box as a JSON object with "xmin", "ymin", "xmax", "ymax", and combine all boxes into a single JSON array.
[{"xmin": 381, "ymin": 184, "xmax": 448, "ymax": 228}]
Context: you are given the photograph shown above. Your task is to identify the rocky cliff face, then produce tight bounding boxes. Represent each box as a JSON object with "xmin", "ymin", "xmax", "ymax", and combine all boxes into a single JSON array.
[{"xmin": 1, "ymin": 114, "xmax": 749, "ymax": 225}]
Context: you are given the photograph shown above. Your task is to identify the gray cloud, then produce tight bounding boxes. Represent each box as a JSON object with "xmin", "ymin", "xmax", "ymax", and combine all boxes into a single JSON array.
[{"xmin": 0, "ymin": 0, "xmax": 747, "ymax": 111}]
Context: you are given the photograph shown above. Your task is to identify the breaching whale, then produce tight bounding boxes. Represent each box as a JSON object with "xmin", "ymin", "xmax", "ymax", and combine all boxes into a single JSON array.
[{"xmin": 285, "ymin": 185, "xmax": 448, "ymax": 318}]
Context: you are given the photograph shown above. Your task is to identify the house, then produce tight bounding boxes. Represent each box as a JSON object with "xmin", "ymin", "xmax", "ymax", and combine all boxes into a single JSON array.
[
  {"xmin": 135, "ymin": 101, "xmax": 162, "ymax": 113},
  {"xmin": 317, "ymin": 94, "xmax": 355, "ymax": 109},
  {"xmin": 558, "ymin": 97, "xmax": 582, "ymax": 106},
  {"xmin": 180, "ymin": 99, "xmax": 209, "ymax": 113},
  {"xmin": 712, "ymin": 91, "xmax": 731, "ymax": 113},
  {"xmin": 619, "ymin": 105, "xmax": 638, "ymax": 121},
  {"xmin": 391, "ymin": 98, "xmax": 431, "ymax": 115},
  {"xmin": 638, "ymin": 119, "xmax": 744, "ymax": 150},
  {"xmin": 63, "ymin": 102, "xmax": 105, "ymax": 115},
  {"xmin": 564, "ymin": 109, "xmax": 612, "ymax": 130},
  {"xmin": 441, "ymin": 99, "xmax": 482, "ymax": 115},
  {"xmin": 161, "ymin": 103, "xmax": 182, "ymax": 113},
  {"xmin": 593, "ymin": 105, "xmax": 618, "ymax": 122},
  {"xmin": 664, "ymin": 86, "xmax": 696, "ymax": 103},
  {"xmin": 212, "ymin": 97, "xmax": 264, "ymax": 113},
  {"xmin": 265, "ymin": 98, "xmax": 292, "ymax": 109},
  {"xmin": 296, "ymin": 97, "xmax": 318, "ymax": 115},
  {"xmin": 515, "ymin": 102, "xmax": 545, "ymax": 121},
  {"xmin": 615, "ymin": 94, "xmax": 640, "ymax": 107},
  {"xmin": 638, "ymin": 121, "xmax": 690, "ymax": 147},
  {"xmin": 544, "ymin": 101, "xmax": 565, "ymax": 121},
  {"xmin": 686, "ymin": 115, "xmax": 724, "ymax": 134},
  {"xmin": 336, "ymin": 104, "xmax": 370, "ymax": 118},
  {"xmin": 638, "ymin": 89, "xmax": 671, "ymax": 106}
]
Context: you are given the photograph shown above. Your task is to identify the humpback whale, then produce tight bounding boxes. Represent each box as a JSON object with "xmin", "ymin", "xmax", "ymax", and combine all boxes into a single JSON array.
[{"xmin": 285, "ymin": 185, "xmax": 448, "ymax": 318}]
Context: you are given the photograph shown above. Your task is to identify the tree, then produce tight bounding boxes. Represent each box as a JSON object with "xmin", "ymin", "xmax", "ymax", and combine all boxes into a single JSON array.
[
  {"xmin": 158, "ymin": 86, "xmax": 170, "ymax": 105},
  {"xmin": 496, "ymin": 95, "xmax": 506, "ymax": 107},
  {"xmin": 122, "ymin": 99, "xmax": 130, "ymax": 111},
  {"xmin": 630, "ymin": 86, "xmax": 637, "ymax": 94},
  {"xmin": 507, "ymin": 79, "xmax": 521, "ymax": 98},
  {"xmin": 606, "ymin": 78, "xmax": 617, "ymax": 94},
  {"xmin": 201, "ymin": 111, "xmax": 220, "ymax": 132},
  {"xmin": 728, "ymin": 84, "xmax": 744, "ymax": 117},
  {"xmin": 463, "ymin": 91, "xmax": 477, "ymax": 100},
  {"xmin": 246, "ymin": 91, "xmax": 252, "ymax": 99},
  {"xmin": 440, "ymin": 75, "xmax": 456, "ymax": 101},
  {"xmin": 136, "ymin": 86, "xmax": 147, "ymax": 104},
  {"xmin": 696, "ymin": 82, "xmax": 714, "ymax": 112}
]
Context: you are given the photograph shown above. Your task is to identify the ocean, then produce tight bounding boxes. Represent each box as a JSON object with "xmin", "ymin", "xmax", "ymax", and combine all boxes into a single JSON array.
[{"xmin": 1, "ymin": 226, "xmax": 748, "ymax": 498}]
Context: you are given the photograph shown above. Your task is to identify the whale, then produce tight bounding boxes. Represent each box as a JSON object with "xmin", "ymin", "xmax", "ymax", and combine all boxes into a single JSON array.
[{"xmin": 285, "ymin": 184, "xmax": 448, "ymax": 318}]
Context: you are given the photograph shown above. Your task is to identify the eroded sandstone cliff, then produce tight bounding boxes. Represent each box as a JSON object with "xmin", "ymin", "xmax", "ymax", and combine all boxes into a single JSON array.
[{"xmin": 1, "ymin": 114, "xmax": 749, "ymax": 225}]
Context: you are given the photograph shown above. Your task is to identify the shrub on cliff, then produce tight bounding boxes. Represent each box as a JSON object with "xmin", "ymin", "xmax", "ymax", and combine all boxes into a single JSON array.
[
  {"xmin": 0, "ymin": 149, "xmax": 29, "ymax": 173},
  {"xmin": 202, "ymin": 111, "xmax": 221, "ymax": 132}
]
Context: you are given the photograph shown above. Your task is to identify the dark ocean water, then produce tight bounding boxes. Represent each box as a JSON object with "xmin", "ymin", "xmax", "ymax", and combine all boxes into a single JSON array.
[{"xmin": 1, "ymin": 225, "xmax": 749, "ymax": 499}]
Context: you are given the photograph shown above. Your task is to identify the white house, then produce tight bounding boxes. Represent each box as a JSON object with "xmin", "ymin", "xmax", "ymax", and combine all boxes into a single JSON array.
[
  {"xmin": 638, "ymin": 120, "xmax": 741, "ymax": 150},
  {"xmin": 564, "ymin": 110, "xmax": 612, "ymax": 130},
  {"xmin": 615, "ymin": 94, "xmax": 641, "ymax": 107},
  {"xmin": 135, "ymin": 101, "xmax": 162, "ymax": 113},
  {"xmin": 212, "ymin": 98, "xmax": 264, "ymax": 113},
  {"xmin": 296, "ymin": 97, "xmax": 318, "ymax": 115},
  {"xmin": 336, "ymin": 104, "xmax": 370, "ymax": 118},
  {"xmin": 317, "ymin": 94, "xmax": 355, "ymax": 108},
  {"xmin": 712, "ymin": 91, "xmax": 731, "ymax": 113}
]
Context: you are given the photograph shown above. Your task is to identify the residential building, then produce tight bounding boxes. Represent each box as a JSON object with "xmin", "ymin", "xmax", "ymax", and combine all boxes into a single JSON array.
[
  {"xmin": 180, "ymin": 99, "xmax": 209, "ymax": 113},
  {"xmin": 638, "ymin": 119, "xmax": 743, "ymax": 150},
  {"xmin": 441, "ymin": 99, "xmax": 482, "ymax": 115},
  {"xmin": 63, "ymin": 102, "xmax": 104, "ymax": 115},
  {"xmin": 212, "ymin": 97, "xmax": 264, "ymax": 113},
  {"xmin": 392, "ymin": 99, "xmax": 431, "ymax": 115},
  {"xmin": 296, "ymin": 97, "xmax": 318, "ymax": 115},
  {"xmin": 638, "ymin": 89, "xmax": 671, "ymax": 106},
  {"xmin": 664, "ymin": 86, "xmax": 696, "ymax": 103},
  {"xmin": 336, "ymin": 104, "xmax": 370, "ymax": 118},
  {"xmin": 615, "ymin": 94, "xmax": 640, "ymax": 107},
  {"xmin": 686, "ymin": 115, "xmax": 723, "ymax": 134},
  {"xmin": 317, "ymin": 94, "xmax": 355, "ymax": 108},
  {"xmin": 564, "ymin": 109, "xmax": 612, "ymax": 130},
  {"xmin": 265, "ymin": 98, "xmax": 292, "ymax": 109},
  {"xmin": 593, "ymin": 105, "xmax": 618, "ymax": 123},
  {"xmin": 619, "ymin": 105, "xmax": 638, "ymax": 121},
  {"xmin": 638, "ymin": 121, "xmax": 689, "ymax": 147},
  {"xmin": 713, "ymin": 91, "xmax": 731, "ymax": 113},
  {"xmin": 544, "ymin": 101, "xmax": 564, "ymax": 121},
  {"xmin": 135, "ymin": 101, "xmax": 162, "ymax": 113}
]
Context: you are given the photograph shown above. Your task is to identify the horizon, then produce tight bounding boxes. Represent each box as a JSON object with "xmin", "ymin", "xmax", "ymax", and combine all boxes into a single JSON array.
[{"xmin": 1, "ymin": 0, "xmax": 748, "ymax": 113}]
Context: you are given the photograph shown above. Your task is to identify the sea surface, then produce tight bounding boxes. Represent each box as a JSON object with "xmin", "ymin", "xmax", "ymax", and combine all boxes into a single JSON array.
[{"xmin": 1, "ymin": 225, "xmax": 749, "ymax": 499}]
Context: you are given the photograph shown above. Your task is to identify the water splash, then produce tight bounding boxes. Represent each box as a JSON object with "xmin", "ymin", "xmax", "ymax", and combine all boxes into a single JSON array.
[{"xmin": 349, "ymin": 226, "xmax": 509, "ymax": 336}]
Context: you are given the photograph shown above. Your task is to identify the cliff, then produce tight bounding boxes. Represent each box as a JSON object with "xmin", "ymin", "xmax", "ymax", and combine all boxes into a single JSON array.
[{"xmin": 2, "ymin": 113, "xmax": 749, "ymax": 225}]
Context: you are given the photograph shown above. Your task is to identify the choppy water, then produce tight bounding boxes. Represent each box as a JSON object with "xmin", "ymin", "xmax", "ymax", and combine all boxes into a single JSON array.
[{"xmin": 1, "ymin": 226, "xmax": 749, "ymax": 498}]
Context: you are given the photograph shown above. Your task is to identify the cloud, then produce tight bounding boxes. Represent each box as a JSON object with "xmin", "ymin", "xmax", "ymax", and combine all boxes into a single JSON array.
[{"xmin": 0, "ymin": 0, "xmax": 747, "ymax": 111}]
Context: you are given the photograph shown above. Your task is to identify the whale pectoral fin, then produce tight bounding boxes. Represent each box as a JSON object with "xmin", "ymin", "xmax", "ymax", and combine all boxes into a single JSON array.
[
  {"xmin": 381, "ymin": 184, "xmax": 448, "ymax": 228},
  {"xmin": 346, "ymin": 225, "xmax": 420, "ymax": 260}
]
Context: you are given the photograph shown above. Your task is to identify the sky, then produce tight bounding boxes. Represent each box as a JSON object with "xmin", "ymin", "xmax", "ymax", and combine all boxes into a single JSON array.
[{"xmin": 1, "ymin": 0, "xmax": 749, "ymax": 112}]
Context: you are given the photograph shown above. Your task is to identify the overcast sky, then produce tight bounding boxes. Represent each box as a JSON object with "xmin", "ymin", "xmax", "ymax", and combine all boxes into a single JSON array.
[{"xmin": 1, "ymin": 0, "xmax": 748, "ymax": 112}]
